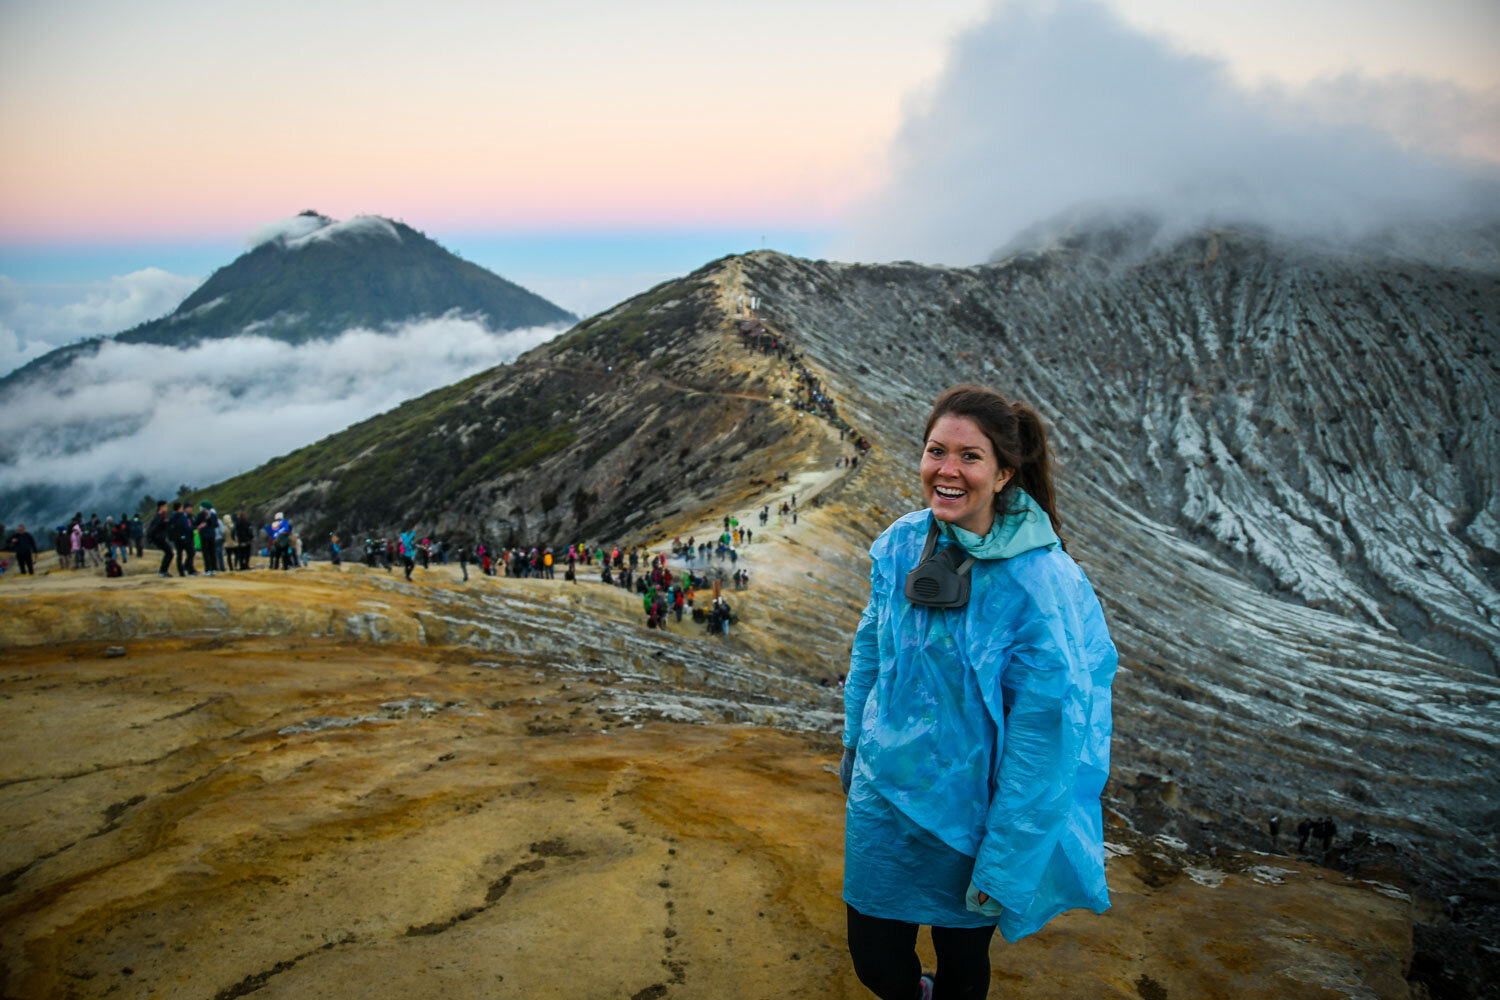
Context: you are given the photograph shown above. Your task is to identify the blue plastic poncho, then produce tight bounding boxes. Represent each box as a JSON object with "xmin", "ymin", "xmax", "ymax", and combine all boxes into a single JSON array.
[{"xmin": 843, "ymin": 491, "xmax": 1117, "ymax": 941}]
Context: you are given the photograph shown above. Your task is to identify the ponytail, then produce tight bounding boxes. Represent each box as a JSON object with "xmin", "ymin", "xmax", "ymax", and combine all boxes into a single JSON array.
[{"xmin": 1007, "ymin": 401, "xmax": 1063, "ymax": 545}]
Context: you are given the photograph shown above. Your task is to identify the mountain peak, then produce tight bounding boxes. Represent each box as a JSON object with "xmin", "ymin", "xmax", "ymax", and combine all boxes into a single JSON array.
[
  {"xmin": 143, "ymin": 212, "xmax": 574, "ymax": 343},
  {"xmin": 244, "ymin": 212, "xmax": 401, "ymax": 252}
]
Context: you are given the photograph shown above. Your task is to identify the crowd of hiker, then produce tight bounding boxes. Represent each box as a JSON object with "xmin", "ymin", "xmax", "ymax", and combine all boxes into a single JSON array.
[
  {"xmin": 140, "ymin": 502, "xmax": 295, "ymax": 578},
  {"xmin": 4, "ymin": 306, "xmax": 859, "ymax": 645},
  {"xmin": 733, "ymin": 314, "xmax": 871, "ymax": 471},
  {"xmin": 0, "ymin": 504, "xmax": 305, "ymax": 579},
  {"xmin": 5, "ymin": 503, "xmax": 768, "ymax": 596},
  {"xmin": 1292, "ymin": 816, "xmax": 1340, "ymax": 853}
]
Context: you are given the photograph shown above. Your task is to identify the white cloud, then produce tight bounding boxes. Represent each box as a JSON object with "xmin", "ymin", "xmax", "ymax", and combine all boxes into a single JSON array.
[
  {"xmin": 0, "ymin": 323, "xmax": 54, "ymax": 371},
  {"xmin": 286, "ymin": 215, "xmax": 400, "ymax": 249},
  {"xmin": 1284, "ymin": 73, "xmax": 1500, "ymax": 165},
  {"xmin": 834, "ymin": 0, "xmax": 1500, "ymax": 265},
  {"xmin": 0, "ymin": 314, "xmax": 568, "ymax": 519},
  {"xmin": 244, "ymin": 213, "xmax": 401, "ymax": 252},
  {"xmin": 245, "ymin": 213, "xmax": 332, "ymax": 249},
  {"xmin": 0, "ymin": 269, "xmax": 202, "ymax": 376}
]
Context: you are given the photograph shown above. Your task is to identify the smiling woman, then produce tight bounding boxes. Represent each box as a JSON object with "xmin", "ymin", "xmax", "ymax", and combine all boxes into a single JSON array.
[
  {"xmin": 923, "ymin": 415, "xmax": 1013, "ymax": 536},
  {"xmin": 918, "ymin": 385, "xmax": 1063, "ymax": 542},
  {"xmin": 840, "ymin": 383, "xmax": 1116, "ymax": 999}
]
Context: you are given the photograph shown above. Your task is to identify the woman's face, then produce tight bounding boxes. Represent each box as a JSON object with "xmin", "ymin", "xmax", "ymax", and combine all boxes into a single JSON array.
[{"xmin": 921, "ymin": 414, "xmax": 1013, "ymax": 536}]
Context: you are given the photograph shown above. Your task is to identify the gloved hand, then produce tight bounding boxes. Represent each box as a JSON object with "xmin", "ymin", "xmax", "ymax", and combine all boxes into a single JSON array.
[{"xmin": 840, "ymin": 746, "xmax": 856, "ymax": 795}]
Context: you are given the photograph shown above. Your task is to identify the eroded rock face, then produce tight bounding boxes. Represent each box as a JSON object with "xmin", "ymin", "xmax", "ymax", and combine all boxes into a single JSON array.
[
  {"xmin": 0, "ymin": 570, "xmax": 1417, "ymax": 1000},
  {"xmin": 732, "ymin": 239, "xmax": 1500, "ymax": 884},
  {"xmin": 744, "ymin": 232, "xmax": 1500, "ymax": 671},
  {"xmin": 722, "ymin": 235, "xmax": 1500, "ymax": 994}
]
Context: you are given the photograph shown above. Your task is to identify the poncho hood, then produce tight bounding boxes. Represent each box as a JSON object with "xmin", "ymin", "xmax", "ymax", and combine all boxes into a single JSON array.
[{"xmin": 937, "ymin": 488, "xmax": 1058, "ymax": 560}]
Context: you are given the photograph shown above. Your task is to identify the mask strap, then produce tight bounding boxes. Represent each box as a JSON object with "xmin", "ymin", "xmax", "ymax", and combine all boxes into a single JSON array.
[
  {"xmin": 925, "ymin": 518, "xmax": 976, "ymax": 575},
  {"xmin": 920, "ymin": 519, "xmax": 941, "ymax": 562}
]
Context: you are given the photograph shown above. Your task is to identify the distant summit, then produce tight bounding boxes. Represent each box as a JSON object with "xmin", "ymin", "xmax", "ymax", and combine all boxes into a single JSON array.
[
  {"xmin": 0, "ymin": 213, "xmax": 578, "ymax": 525},
  {"xmin": 1, "ymin": 213, "xmax": 575, "ymax": 385},
  {"xmin": 122, "ymin": 212, "xmax": 573, "ymax": 348}
]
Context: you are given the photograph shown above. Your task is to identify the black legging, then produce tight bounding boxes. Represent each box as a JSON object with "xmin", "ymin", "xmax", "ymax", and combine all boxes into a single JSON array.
[
  {"xmin": 156, "ymin": 540, "xmax": 174, "ymax": 575},
  {"xmin": 847, "ymin": 904, "xmax": 996, "ymax": 1000}
]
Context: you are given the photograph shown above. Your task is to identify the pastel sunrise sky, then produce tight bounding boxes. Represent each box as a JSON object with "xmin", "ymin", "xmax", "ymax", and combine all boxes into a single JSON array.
[{"xmin": 1, "ymin": 0, "xmax": 1497, "ymax": 371}]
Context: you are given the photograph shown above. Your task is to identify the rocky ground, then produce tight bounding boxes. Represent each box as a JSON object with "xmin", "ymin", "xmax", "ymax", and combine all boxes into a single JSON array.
[{"xmin": 2, "ymin": 563, "xmax": 1419, "ymax": 1000}]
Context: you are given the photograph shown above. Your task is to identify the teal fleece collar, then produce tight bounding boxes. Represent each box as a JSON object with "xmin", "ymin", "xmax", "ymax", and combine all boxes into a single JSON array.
[{"xmin": 938, "ymin": 488, "xmax": 1058, "ymax": 560}]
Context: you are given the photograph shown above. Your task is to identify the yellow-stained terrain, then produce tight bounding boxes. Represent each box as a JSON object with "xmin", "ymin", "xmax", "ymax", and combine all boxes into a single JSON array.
[{"xmin": 2, "ymin": 560, "xmax": 1417, "ymax": 1000}]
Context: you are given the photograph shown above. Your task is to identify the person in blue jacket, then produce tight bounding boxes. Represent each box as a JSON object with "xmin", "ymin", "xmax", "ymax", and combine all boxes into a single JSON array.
[{"xmin": 841, "ymin": 384, "xmax": 1117, "ymax": 1000}]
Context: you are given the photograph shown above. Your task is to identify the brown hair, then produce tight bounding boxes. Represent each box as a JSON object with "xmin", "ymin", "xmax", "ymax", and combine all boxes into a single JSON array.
[{"xmin": 922, "ymin": 384, "xmax": 1064, "ymax": 546}]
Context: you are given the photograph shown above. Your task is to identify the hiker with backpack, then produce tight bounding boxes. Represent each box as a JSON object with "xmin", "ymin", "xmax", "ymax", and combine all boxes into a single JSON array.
[{"xmin": 195, "ymin": 502, "xmax": 221, "ymax": 575}]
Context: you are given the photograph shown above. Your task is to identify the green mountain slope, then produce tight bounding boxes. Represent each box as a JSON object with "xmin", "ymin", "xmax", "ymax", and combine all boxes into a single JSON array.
[{"xmin": 194, "ymin": 261, "xmax": 834, "ymax": 546}]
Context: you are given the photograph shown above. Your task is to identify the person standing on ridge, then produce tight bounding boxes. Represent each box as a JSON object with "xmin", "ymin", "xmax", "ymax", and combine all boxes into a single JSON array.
[
  {"xmin": 399, "ymin": 528, "xmax": 417, "ymax": 580},
  {"xmin": 195, "ymin": 502, "xmax": 220, "ymax": 576},
  {"xmin": 266, "ymin": 513, "xmax": 291, "ymax": 570},
  {"xmin": 80, "ymin": 521, "xmax": 101, "ymax": 568},
  {"xmin": 213, "ymin": 506, "xmax": 228, "ymax": 574},
  {"xmin": 147, "ymin": 502, "xmax": 174, "ymax": 578},
  {"xmin": 68, "ymin": 515, "xmax": 82, "ymax": 569},
  {"xmin": 10, "ymin": 525, "xmax": 36, "ymax": 575},
  {"xmin": 170, "ymin": 502, "xmax": 196, "ymax": 576},
  {"xmin": 233, "ymin": 506, "xmax": 253, "ymax": 570},
  {"xmin": 841, "ymin": 385, "xmax": 1117, "ymax": 1000}
]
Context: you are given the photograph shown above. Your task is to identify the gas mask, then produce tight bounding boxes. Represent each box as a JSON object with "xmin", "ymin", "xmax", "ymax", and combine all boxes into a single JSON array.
[{"xmin": 904, "ymin": 520, "xmax": 975, "ymax": 609}]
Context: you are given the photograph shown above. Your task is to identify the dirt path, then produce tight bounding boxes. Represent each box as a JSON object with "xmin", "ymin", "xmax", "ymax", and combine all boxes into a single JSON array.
[{"xmin": 637, "ymin": 259, "xmax": 864, "ymax": 556}]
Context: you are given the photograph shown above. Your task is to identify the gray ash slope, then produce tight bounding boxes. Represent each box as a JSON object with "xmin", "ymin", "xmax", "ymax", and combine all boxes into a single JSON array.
[{"xmin": 738, "ymin": 228, "xmax": 1500, "ymax": 891}]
